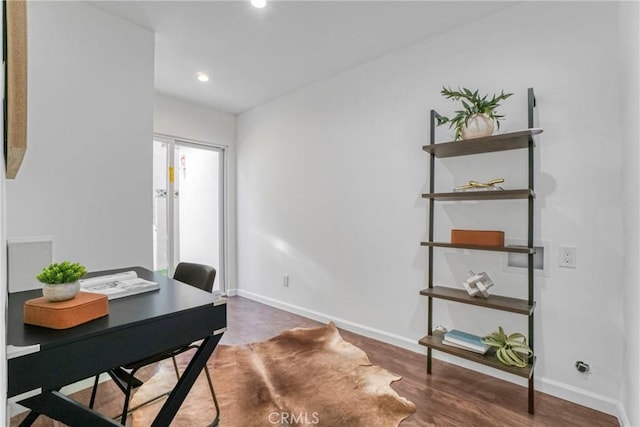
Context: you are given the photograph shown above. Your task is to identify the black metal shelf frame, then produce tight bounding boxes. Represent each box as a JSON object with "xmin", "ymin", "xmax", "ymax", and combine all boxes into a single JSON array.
[{"xmin": 423, "ymin": 88, "xmax": 538, "ymax": 414}]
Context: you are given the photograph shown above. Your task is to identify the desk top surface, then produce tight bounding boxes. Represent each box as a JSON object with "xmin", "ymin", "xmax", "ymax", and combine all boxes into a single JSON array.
[{"xmin": 7, "ymin": 266, "xmax": 223, "ymax": 350}]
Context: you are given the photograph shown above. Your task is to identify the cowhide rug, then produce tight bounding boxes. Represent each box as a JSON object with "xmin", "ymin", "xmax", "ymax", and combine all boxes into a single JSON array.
[{"xmin": 130, "ymin": 322, "xmax": 415, "ymax": 426}]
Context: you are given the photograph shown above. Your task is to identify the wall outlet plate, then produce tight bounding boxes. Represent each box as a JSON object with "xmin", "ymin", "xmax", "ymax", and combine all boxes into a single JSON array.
[{"xmin": 558, "ymin": 246, "xmax": 577, "ymax": 268}]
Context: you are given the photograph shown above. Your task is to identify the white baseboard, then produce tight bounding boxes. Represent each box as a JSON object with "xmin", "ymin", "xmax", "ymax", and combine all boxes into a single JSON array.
[
  {"xmin": 236, "ymin": 289, "xmax": 420, "ymax": 352},
  {"xmin": 537, "ymin": 377, "xmax": 628, "ymax": 426},
  {"xmin": 617, "ymin": 401, "xmax": 631, "ymax": 427},
  {"xmin": 236, "ymin": 289, "xmax": 625, "ymax": 422}
]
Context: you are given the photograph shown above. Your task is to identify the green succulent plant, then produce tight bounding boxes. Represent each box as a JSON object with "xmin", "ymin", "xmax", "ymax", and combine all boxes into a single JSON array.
[
  {"xmin": 437, "ymin": 86, "xmax": 513, "ymax": 141},
  {"xmin": 36, "ymin": 261, "xmax": 87, "ymax": 285},
  {"xmin": 482, "ymin": 326, "xmax": 532, "ymax": 368}
]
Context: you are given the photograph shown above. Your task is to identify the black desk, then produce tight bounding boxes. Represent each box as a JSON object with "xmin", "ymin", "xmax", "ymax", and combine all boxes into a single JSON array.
[{"xmin": 7, "ymin": 266, "xmax": 227, "ymax": 426}]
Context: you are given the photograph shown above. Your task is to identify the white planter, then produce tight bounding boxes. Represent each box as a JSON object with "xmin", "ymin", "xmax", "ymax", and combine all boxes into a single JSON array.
[
  {"xmin": 42, "ymin": 281, "xmax": 81, "ymax": 302},
  {"xmin": 462, "ymin": 114, "xmax": 495, "ymax": 140}
]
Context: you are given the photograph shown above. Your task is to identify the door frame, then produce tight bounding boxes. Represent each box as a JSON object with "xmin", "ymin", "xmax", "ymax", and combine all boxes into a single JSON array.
[{"xmin": 153, "ymin": 133, "xmax": 228, "ymax": 293}]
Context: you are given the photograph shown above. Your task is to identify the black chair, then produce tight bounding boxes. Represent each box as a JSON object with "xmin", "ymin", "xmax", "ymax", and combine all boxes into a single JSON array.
[{"xmin": 89, "ymin": 262, "xmax": 220, "ymax": 425}]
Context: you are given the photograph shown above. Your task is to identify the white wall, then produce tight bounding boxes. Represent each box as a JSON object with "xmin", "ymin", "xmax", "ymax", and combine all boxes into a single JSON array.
[
  {"xmin": 619, "ymin": 2, "xmax": 640, "ymax": 426},
  {"xmin": 237, "ymin": 1, "xmax": 631, "ymax": 417},
  {"xmin": 153, "ymin": 94, "xmax": 237, "ymax": 291},
  {"xmin": 5, "ymin": 2, "xmax": 155, "ymax": 272}
]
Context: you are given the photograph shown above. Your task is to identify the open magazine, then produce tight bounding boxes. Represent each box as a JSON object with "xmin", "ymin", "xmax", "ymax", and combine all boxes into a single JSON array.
[{"xmin": 79, "ymin": 271, "xmax": 159, "ymax": 300}]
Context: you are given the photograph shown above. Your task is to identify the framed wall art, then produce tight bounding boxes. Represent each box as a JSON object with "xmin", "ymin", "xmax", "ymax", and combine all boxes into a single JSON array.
[{"xmin": 4, "ymin": 0, "xmax": 27, "ymax": 179}]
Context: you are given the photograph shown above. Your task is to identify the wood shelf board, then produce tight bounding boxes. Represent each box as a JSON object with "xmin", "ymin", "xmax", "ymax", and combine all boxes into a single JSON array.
[
  {"xmin": 420, "ymin": 286, "xmax": 535, "ymax": 315},
  {"xmin": 422, "ymin": 129, "xmax": 543, "ymax": 158},
  {"xmin": 422, "ymin": 189, "xmax": 534, "ymax": 201},
  {"xmin": 421, "ymin": 242, "xmax": 535, "ymax": 254},
  {"xmin": 419, "ymin": 332, "xmax": 534, "ymax": 378}
]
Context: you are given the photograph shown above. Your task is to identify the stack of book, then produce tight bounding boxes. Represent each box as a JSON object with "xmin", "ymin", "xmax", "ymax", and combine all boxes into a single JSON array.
[
  {"xmin": 442, "ymin": 329, "xmax": 490, "ymax": 354},
  {"xmin": 79, "ymin": 271, "xmax": 159, "ymax": 300}
]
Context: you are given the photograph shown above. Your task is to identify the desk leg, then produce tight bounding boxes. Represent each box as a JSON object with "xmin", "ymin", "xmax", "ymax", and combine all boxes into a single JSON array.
[
  {"xmin": 19, "ymin": 390, "xmax": 121, "ymax": 426},
  {"xmin": 17, "ymin": 409, "xmax": 41, "ymax": 427},
  {"xmin": 151, "ymin": 333, "xmax": 222, "ymax": 427}
]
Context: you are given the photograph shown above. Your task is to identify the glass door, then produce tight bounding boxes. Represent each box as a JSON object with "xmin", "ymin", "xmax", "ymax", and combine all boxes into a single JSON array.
[
  {"xmin": 153, "ymin": 139, "xmax": 170, "ymax": 275},
  {"xmin": 153, "ymin": 136, "xmax": 225, "ymax": 292}
]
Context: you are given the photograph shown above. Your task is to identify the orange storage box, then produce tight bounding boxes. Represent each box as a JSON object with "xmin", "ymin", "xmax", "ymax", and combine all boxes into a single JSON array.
[
  {"xmin": 451, "ymin": 229, "xmax": 505, "ymax": 247},
  {"xmin": 24, "ymin": 291, "xmax": 109, "ymax": 329}
]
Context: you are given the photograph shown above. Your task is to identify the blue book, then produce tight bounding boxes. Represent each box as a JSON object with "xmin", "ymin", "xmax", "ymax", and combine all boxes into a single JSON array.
[{"xmin": 443, "ymin": 329, "xmax": 489, "ymax": 354}]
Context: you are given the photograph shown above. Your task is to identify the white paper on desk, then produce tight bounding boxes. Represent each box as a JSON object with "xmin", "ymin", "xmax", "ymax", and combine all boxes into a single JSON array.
[
  {"xmin": 79, "ymin": 271, "xmax": 159, "ymax": 300},
  {"xmin": 79, "ymin": 271, "xmax": 137, "ymax": 287}
]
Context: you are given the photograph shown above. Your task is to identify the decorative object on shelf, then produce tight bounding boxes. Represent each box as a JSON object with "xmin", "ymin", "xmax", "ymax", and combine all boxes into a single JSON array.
[
  {"xmin": 462, "ymin": 271, "xmax": 494, "ymax": 298},
  {"xmin": 434, "ymin": 324, "xmax": 448, "ymax": 333},
  {"xmin": 451, "ymin": 229, "xmax": 505, "ymax": 247},
  {"xmin": 442, "ymin": 329, "xmax": 489, "ymax": 354},
  {"xmin": 482, "ymin": 326, "xmax": 533, "ymax": 368},
  {"xmin": 36, "ymin": 261, "xmax": 87, "ymax": 302},
  {"xmin": 454, "ymin": 178, "xmax": 504, "ymax": 192},
  {"xmin": 437, "ymin": 86, "xmax": 513, "ymax": 141}
]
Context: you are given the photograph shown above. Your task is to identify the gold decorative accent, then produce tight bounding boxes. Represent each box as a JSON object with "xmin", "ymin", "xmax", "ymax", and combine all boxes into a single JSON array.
[{"xmin": 454, "ymin": 178, "xmax": 504, "ymax": 191}]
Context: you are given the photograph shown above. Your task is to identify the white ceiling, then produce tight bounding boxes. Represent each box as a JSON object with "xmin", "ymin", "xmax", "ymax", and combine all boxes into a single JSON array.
[{"xmin": 89, "ymin": 1, "xmax": 517, "ymax": 114}]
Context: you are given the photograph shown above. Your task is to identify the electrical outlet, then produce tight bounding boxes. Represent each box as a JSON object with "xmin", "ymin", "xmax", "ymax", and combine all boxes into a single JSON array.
[
  {"xmin": 282, "ymin": 274, "xmax": 289, "ymax": 287},
  {"xmin": 558, "ymin": 246, "xmax": 577, "ymax": 268},
  {"xmin": 575, "ymin": 360, "xmax": 590, "ymax": 374}
]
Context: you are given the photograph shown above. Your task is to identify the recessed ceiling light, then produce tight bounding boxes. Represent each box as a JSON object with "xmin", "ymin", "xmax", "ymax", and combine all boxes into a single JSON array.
[
  {"xmin": 251, "ymin": 0, "xmax": 266, "ymax": 9},
  {"xmin": 197, "ymin": 72, "xmax": 209, "ymax": 82}
]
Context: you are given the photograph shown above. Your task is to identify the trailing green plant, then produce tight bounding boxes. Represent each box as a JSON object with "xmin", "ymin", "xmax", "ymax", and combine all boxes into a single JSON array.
[
  {"xmin": 482, "ymin": 326, "xmax": 532, "ymax": 368},
  {"xmin": 437, "ymin": 86, "xmax": 513, "ymax": 141},
  {"xmin": 36, "ymin": 261, "xmax": 87, "ymax": 284}
]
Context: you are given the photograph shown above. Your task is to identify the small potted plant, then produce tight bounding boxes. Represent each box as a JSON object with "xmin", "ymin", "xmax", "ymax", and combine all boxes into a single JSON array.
[
  {"xmin": 482, "ymin": 326, "xmax": 532, "ymax": 368},
  {"xmin": 437, "ymin": 86, "xmax": 513, "ymax": 141},
  {"xmin": 37, "ymin": 261, "xmax": 87, "ymax": 302}
]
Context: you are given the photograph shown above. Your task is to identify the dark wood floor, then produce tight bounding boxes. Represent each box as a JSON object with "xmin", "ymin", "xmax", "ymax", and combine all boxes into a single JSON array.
[{"xmin": 11, "ymin": 296, "xmax": 619, "ymax": 426}]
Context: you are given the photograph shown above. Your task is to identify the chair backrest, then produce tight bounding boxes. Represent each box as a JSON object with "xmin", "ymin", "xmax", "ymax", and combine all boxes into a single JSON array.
[{"xmin": 173, "ymin": 262, "xmax": 216, "ymax": 294}]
